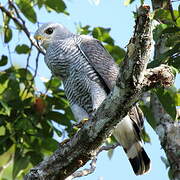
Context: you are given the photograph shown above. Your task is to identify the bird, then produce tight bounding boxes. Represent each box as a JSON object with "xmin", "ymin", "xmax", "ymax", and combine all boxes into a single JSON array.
[{"xmin": 34, "ymin": 22, "xmax": 151, "ymax": 175}]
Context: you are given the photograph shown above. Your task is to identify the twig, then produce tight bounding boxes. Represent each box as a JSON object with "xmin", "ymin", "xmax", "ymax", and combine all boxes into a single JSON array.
[
  {"xmin": 98, "ymin": 143, "xmax": 119, "ymax": 154},
  {"xmin": 142, "ymin": 64, "xmax": 174, "ymax": 90},
  {"xmin": 0, "ymin": 2, "xmax": 45, "ymax": 55},
  {"xmin": 66, "ymin": 144, "xmax": 119, "ymax": 180},
  {"xmin": 8, "ymin": 0, "xmax": 26, "ymax": 26},
  {"xmin": 7, "ymin": 45, "xmax": 13, "ymax": 66},
  {"xmin": 24, "ymin": 51, "xmax": 40, "ymax": 97},
  {"xmin": 44, "ymin": 75, "xmax": 53, "ymax": 95},
  {"xmin": 167, "ymin": 0, "xmax": 176, "ymax": 22},
  {"xmin": 21, "ymin": 44, "xmax": 33, "ymax": 98}
]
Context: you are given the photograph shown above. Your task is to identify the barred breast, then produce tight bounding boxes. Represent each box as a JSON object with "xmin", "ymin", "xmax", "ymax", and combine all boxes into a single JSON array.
[{"xmin": 45, "ymin": 36, "xmax": 104, "ymax": 114}]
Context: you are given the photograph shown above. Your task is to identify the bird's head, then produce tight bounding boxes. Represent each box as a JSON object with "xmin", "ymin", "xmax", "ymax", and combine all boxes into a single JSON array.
[{"xmin": 34, "ymin": 22, "xmax": 73, "ymax": 50}]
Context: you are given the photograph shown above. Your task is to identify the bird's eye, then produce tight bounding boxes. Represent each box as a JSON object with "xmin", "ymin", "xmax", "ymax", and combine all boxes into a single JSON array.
[{"xmin": 45, "ymin": 27, "xmax": 53, "ymax": 35}]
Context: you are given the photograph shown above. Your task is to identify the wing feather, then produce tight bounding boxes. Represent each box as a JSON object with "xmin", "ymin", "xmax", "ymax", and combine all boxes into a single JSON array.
[{"xmin": 77, "ymin": 35, "xmax": 119, "ymax": 90}]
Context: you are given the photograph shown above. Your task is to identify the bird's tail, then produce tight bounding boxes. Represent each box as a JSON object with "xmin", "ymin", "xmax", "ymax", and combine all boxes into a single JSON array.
[
  {"xmin": 124, "ymin": 141, "xmax": 150, "ymax": 175},
  {"xmin": 113, "ymin": 116, "xmax": 151, "ymax": 175}
]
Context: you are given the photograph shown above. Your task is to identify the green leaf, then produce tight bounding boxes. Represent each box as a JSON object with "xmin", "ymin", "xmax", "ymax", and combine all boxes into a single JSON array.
[
  {"xmin": 45, "ymin": 77, "xmax": 61, "ymax": 90},
  {"xmin": 107, "ymin": 149, "xmax": 114, "ymax": 160},
  {"xmin": 92, "ymin": 27, "xmax": 114, "ymax": 45},
  {"xmin": 156, "ymin": 88, "xmax": 177, "ymax": 120},
  {"xmin": 15, "ymin": 44, "xmax": 30, "ymax": 54},
  {"xmin": 105, "ymin": 44, "xmax": 126, "ymax": 64},
  {"xmin": 176, "ymin": 17, "xmax": 180, "ymax": 27},
  {"xmin": 26, "ymin": 151, "xmax": 43, "ymax": 165},
  {"xmin": 169, "ymin": 54, "xmax": 180, "ymax": 71},
  {"xmin": 153, "ymin": 24, "xmax": 168, "ymax": 42},
  {"xmin": 141, "ymin": 128, "xmax": 151, "ymax": 143},
  {"xmin": 78, "ymin": 25, "xmax": 91, "ymax": 35},
  {"xmin": 0, "ymin": 100, "xmax": 11, "ymax": 116},
  {"xmin": 168, "ymin": 168, "xmax": 174, "ymax": 180},
  {"xmin": 17, "ymin": 68, "xmax": 33, "ymax": 82},
  {"xmin": 154, "ymin": 9, "xmax": 172, "ymax": 23},
  {"xmin": 140, "ymin": 104, "xmax": 157, "ymax": 129},
  {"xmin": 45, "ymin": 0, "xmax": 67, "ymax": 13},
  {"xmin": 41, "ymin": 137, "xmax": 58, "ymax": 152},
  {"xmin": 0, "ymin": 55, "xmax": 8, "ymax": 66},
  {"xmin": 124, "ymin": 0, "xmax": 135, "ymax": 6},
  {"xmin": 13, "ymin": 148, "xmax": 29, "ymax": 179},
  {"xmin": 175, "ymin": 93, "xmax": 180, "ymax": 106},
  {"xmin": 16, "ymin": 0, "xmax": 37, "ymax": 23},
  {"xmin": 0, "ymin": 126, "xmax": 5, "ymax": 136},
  {"xmin": 45, "ymin": 111, "xmax": 68, "ymax": 125},
  {"xmin": 162, "ymin": 26, "xmax": 180, "ymax": 34},
  {"xmin": 0, "ymin": 136, "xmax": 13, "ymax": 155},
  {"xmin": 4, "ymin": 26, "xmax": 12, "ymax": 43},
  {"xmin": 37, "ymin": 0, "xmax": 44, "ymax": 8}
]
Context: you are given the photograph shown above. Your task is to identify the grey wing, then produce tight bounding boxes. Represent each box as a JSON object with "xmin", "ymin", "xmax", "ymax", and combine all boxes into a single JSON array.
[
  {"xmin": 78, "ymin": 35, "xmax": 119, "ymax": 90},
  {"xmin": 129, "ymin": 105, "xmax": 144, "ymax": 129},
  {"xmin": 128, "ymin": 105, "xmax": 144, "ymax": 140}
]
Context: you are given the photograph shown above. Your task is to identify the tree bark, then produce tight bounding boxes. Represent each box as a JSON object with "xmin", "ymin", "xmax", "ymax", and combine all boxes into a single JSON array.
[
  {"xmin": 150, "ymin": 93, "xmax": 180, "ymax": 180},
  {"xmin": 149, "ymin": 1, "xmax": 180, "ymax": 179}
]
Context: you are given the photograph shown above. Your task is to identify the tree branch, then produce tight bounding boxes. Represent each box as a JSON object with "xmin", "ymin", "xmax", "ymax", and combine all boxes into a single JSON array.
[
  {"xmin": 66, "ymin": 144, "xmax": 118, "ymax": 180},
  {"xmin": 142, "ymin": 64, "xmax": 174, "ymax": 90},
  {"xmin": 0, "ymin": 2, "xmax": 45, "ymax": 55},
  {"xmin": 149, "ymin": 1, "xmax": 180, "ymax": 179},
  {"xmin": 24, "ymin": 5, "xmax": 174, "ymax": 180},
  {"xmin": 150, "ymin": 94, "xmax": 180, "ymax": 180}
]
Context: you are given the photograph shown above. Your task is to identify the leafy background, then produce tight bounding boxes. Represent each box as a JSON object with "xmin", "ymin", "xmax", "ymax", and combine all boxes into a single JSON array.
[{"xmin": 0, "ymin": 0, "xmax": 179, "ymax": 179}]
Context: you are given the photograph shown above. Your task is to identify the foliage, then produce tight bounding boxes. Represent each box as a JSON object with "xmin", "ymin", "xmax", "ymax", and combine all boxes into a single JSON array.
[{"xmin": 0, "ymin": 0, "xmax": 179, "ymax": 179}]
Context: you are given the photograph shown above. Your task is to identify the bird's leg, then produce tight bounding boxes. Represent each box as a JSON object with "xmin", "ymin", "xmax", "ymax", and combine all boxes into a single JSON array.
[
  {"xmin": 59, "ymin": 138, "xmax": 70, "ymax": 147},
  {"xmin": 73, "ymin": 118, "xmax": 89, "ymax": 129}
]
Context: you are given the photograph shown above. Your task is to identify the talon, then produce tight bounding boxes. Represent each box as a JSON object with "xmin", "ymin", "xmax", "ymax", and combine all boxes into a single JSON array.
[
  {"xmin": 73, "ymin": 118, "xmax": 89, "ymax": 129},
  {"xmin": 60, "ymin": 138, "xmax": 70, "ymax": 146}
]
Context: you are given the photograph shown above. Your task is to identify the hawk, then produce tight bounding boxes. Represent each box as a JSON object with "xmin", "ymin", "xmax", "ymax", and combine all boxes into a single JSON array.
[{"xmin": 34, "ymin": 22, "xmax": 151, "ymax": 175}]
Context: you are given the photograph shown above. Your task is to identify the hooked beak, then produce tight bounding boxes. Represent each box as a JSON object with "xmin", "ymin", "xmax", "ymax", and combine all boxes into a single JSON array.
[
  {"xmin": 34, "ymin": 34, "xmax": 46, "ymax": 53},
  {"xmin": 34, "ymin": 35, "xmax": 44, "ymax": 41}
]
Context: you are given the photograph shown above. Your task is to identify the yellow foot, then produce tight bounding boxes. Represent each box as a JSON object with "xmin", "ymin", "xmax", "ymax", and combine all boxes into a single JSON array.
[
  {"xmin": 73, "ymin": 118, "xmax": 89, "ymax": 129},
  {"xmin": 59, "ymin": 138, "xmax": 70, "ymax": 146}
]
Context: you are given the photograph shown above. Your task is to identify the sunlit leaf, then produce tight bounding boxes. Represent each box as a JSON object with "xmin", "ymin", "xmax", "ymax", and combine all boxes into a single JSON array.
[
  {"xmin": 13, "ymin": 148, "xmax": 29, "ymax": 179},
  {"xmin": 107, "ymin": 149, "xmax": 114, "ymax": 160},
  {"xmin": 175, "ymin": 93, "xmax": 180, "ymax": 106},
  {"xmin": 124, "ymin": 0, "xmax": 135, "ymax": 6},
  {"xmin": 78, "ymin": 25, "xmax": 91, "ymax": 35},
  {"xmin": 0, "ymin": 55, "xmax": 8, "ymax": 66},
  {"xmin": 105, "ymin": 44, "xmax": 126, "ymax": 63},
  {"xmin": 45, "ymin": 0, "xmax": 67, "ymax": 13},
  {"xmin": 16, "ymin": 0, "xmax": 37, "ymax": 23},
  {"xmin": 156, "ymin": 88, "xmax": 177, "ymax": 120},
  {"xmin": 4, "ymin": 26, "xmax": 12, "ymax": 43},
  {"xmin": 154, "ymin": 9, "xmax": 172, "ymax": 23},
  {"xmin": 142, "ymin": 128, "xmax": 151, "ymax": 143},
  {"xmin": 92, "ymin": 27, "xmax": 114, "ymax": 45},
  {"xmin": 140, "ymin": 104, "xmax": 157, "ymax": 129},
  {"xmin": 0, "ymin": 100, "xmax": 11, "ymax": 116},
  {"xmin": 15, "ymin": 44, "xmax": 30, "ymax": 54},
  {"xmin": 153, "ymin": 24, "xmax": 168, "ymax": 42},
  {"xmin": 176, "ymin": 17, "xmax": 180, "ymax": 27}
]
